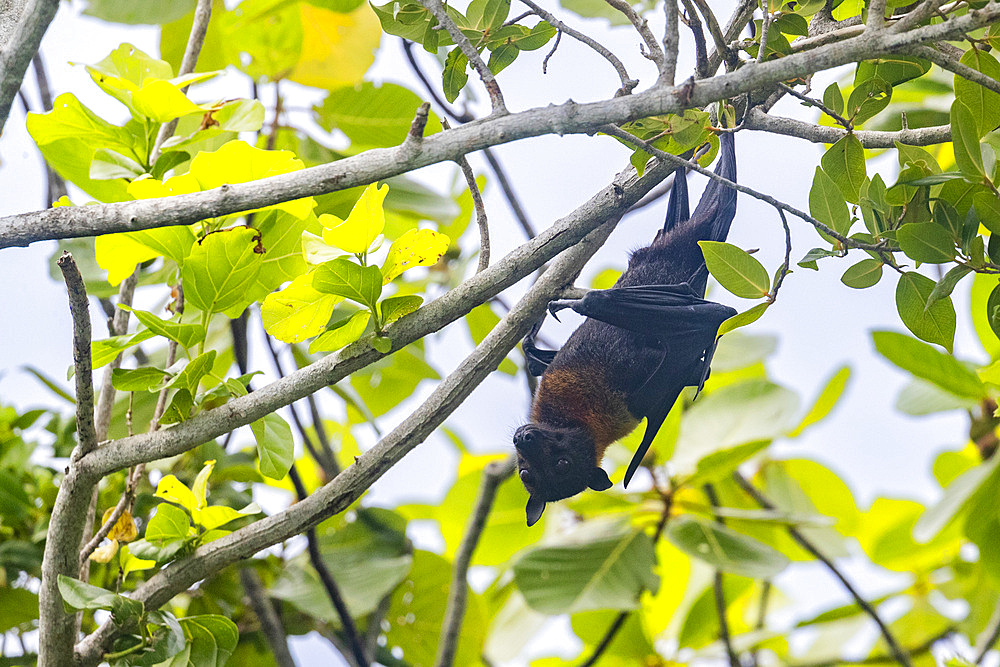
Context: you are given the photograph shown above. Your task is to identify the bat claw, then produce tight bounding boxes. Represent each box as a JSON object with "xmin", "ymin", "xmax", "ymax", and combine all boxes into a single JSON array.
[{"xmin": 547, "ymin": 299, "xmax": 579, "ymax": 321}]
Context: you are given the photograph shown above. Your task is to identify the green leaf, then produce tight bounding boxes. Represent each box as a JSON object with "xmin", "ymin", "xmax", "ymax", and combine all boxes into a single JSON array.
[
  {"xmin": 251, "ymin": 413, "xmax": 294, "ymax": 479},
  {"xmin": 974, "ymin": 192, "xmax": 1000, "ymax": 236},
  {"xmin": 716, "ymin": 302, "xmax": 769, "ymax": 336},
  {"xmin": 309, "ymin": 310, "xmax": 372, "ymax": 353},
  {"xmin": 57, "ymin": 575, "xmax": 119, "ymax": 612},
  {"xmin": 487, "ymin": 42, "xmax": 518, "ymax": 74},
  {"xmin": 871, "ymin": 330, "xmax": 985, "ymax": 398},
  {"xmin": 442, "ymin": 47, "xmax": 469, "ymax": 104},
  {"xmin": 112, "ymin": 367, "xmax": 170, "ymax": 392},
  {"xmin": 840, "ymin": 258, "xmax": 883, "ymax": 289},
  {"xmin": 667, "ymin": 516, "xmax": 790, "ymax": 578},
  {"xmin": 120, "ymin": 305, "xmax": 206, "ymax": 348},
  {"xmin": 165, "ymin": 351, "xmax": 217, "ymax": 395},
  {"xmin": 821, "ymin": 135, "xmax": 866, "ymax": 203},
  {"xmin": 797, "ymin": 247, "xmax": 840, "ymax": 270},
  {"xmin": 313, "ymin": 257, "xmax": 383, "ymax": 309},
  {"xmin": 809, "ymin": 167, "xmax": 851, "ymax": 236},
  {"xmin": 914, "ymin": 454, "xmax": 1000, "ymax": 542},
  {"xmin": 698, "ymin": 241, "xmax": 770, "ymax": 299},
  {"xmin": 951, "ymin": 100, "xmax": 985, "ymax": 180},
  {"xmin": 379, "ymin": 295, "xmax": 423, "ymax": 324},
  {"xmin": 954, "ymin": 48, "xmax": 1000, "ymax": 137},
  {"xmin": 181, "ymin": 227, "xmax": 265, "ymax": 317},
  {"xmin": 315, "ymin": 82, "xmax": 441, "ymax": 150},
  {"xmin": 789, "ymin": 366, "xmax": 851, "ymax": 437},
  {"xmin": 927, "ymin": 264, "xmax": 973, "ymax": 308},
  {"xmin": 987, "ymin": 283, "xmax": 1000, "ymax": 341},
  {"xmin": 823, "ymin": 83, "xmax": 844, "ymax": 116},
  {"xmin": 514, "ymin": 528, "xmax": 658, "ymax": 614},
  {"xmin": 895, "ymin": 272, "xmax": 956, "ymax": 351},
  {"xmin": 90, "ymin": 147, "xmax": 146, "ymax": 180},
  {"xmin": 847, "ymin": 77, "xmax": 892, "ymax": 125},
  {"xmin": 896, "ymin": 222, "xmax": 956, "ymax": 263},
  {"xmin": 855, "ymin": 56, "xmax": 930, "ymax": 87},
  {"xmin": 467, "ymin": 0, "xmax": 510, "ymax": 29},
  {"xmin": 261, "ymin": 272, "xmax": 342, "ymax": 344},
  {"xmin": 146, "ymin": 502, "xmax": 192, "ymax": 542},
  {"xmin": 172, "ymin": 615, "xmax": 239, "ymax": 667},
  {"xmin": 83, "ymin": 0, "xmax": 196, "ymax": 25},
  {"xmin": 0, "ymin": 588, "xmax": 39, "ymax": 634}
]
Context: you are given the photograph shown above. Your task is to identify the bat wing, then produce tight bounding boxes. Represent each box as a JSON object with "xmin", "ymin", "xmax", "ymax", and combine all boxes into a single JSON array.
[{"xmin": 551, "ymin": 284, "xmax": 736, "ymax": 486}]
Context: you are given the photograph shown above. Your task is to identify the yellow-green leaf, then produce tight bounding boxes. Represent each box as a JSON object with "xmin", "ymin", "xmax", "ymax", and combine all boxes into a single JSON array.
[
  {"xmin": 181, "ymin": 226, "xmax": 265, "ymax": 317},
  {"xmin": 381, "ymin": 228, "xmax": 450, "ymax": 283},
  {"xmin": 320, "ymin": 182, "xmax": 388, "ymax": 254},
  {"xmin": 698, "ymin": 241, "xmax": 770, "ymax": 299},
  {"xmin": 310, "ymin": 311, "xmax": 372, "ymax": 353},
  {"xmin": 262, "ymin": 273, "xmax": 343, "ymax": 343},
  {"xmin": 288, "ymin": 3, "xmax": 381, "ymax": 90}
]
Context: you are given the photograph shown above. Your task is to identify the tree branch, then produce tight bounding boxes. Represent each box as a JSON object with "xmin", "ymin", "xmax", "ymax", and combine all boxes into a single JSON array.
[
  {"xmin": 57, "ymin": 253, "xmax": 97, "ymax": 461},
  {"xmin": 906, "ymin": 44, "xmax": 1000, "ymax": 96},
  {"xmin": 600, "ymin": 123, "xmax": 882, "ymax": 252},
  {"xmin": 435, "ymin": 456, "xmax": 514, "ymax": 667},
  {"xmin": 603, "ymin": 0, "xmax": 666, "ymax": 75},
  {"xmin": 4, "ymin": 4, "xmax": 999, "ymax": 248},
  {"xmin": 74, "ymin": 183, "xmax": 636, "ymax": 664},
  {"xmin": 743, "ymin": 107, "xmax": 950, "ymax": 147},
  {"xmin": 777, "ymin": 81, "xmax": 853, "ymax": 129},
  {"xmin": 0, "ymin": 0, "xmax": 58, "ymax": 134},
  {"xmin": 680, "ymin": 0, "xmax": 710, "ymax": 78},
  {"xmin": 417, "ymin": 0, "xmax": 506, "ymax": 115},
  {"xmin": 706, "ymin": 0, "xmax": 757, "ymax": 74},
  {"xmin": 239, "ymin": 568, "xmax": 296, "ymax": 667},
  {"xmin": 690, "ymin": 0, "xmax": 733, "ymax": 69},
  {"xmin": 288, "ymin": 464, "xmax": 369, "ymax": 667},
  {"xmin": 663, "ymin": 0, "xmax": 679, "ymax": 85},
  {"xmin": 733, "ymin": 472, "xmax": 913, "ymax": 667},
  {"xmin": 517, "ymin": 0, "xmax": 637, "ymax": 96},
  {"xmin": 151, "ymin": 0, "xmax": 214, "ymax": 161}
]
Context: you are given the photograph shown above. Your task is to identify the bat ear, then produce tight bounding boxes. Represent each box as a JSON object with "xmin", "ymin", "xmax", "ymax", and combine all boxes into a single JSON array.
[
  {"xmin": 526, "ymin": 495, "xmax": 546, "ymax": 526},
  {"xmin": 587, "ymin": 467, "xmax": 613, "ymax": 491}
]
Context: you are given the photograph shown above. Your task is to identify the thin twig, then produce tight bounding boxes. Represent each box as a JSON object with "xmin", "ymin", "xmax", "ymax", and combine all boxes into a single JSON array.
[
  {"xmin": 680, "ymin": 0, "xmax": 710, "ymax": 78},
  {"xmin": 906, "ymin": 44, "xmax": 1000, "ymax": 96},
  {"xmin": 768, "ymin": 208, "xmax": 792, "ymax": 303},
  {"xmin": 30, "ymin": 52, "xmax": 68, "ymax": 205},
  {"xmin": 757, "ymin": 7, "xmax": 773, "ymax": 64},
  {"xmin": 517, "ymin": 0, "xmax": 637, "ymax": 95},
  {"xmin": 151, "ymin": 0, "xmax": 214, "ymax": 162},
  {"xmin": 435, "ymin": 457, "xmax": 515, "ymax": 667},
  {"xmin": 542, "ymin": 29, "xmax": 562, "ymax": 75},
  {"xmin": 733, "ymin": 473, "xmax": 913, "ymax": 667},
  {"xmin": 891, "ymin": 0, "xmax": 947, "ymax": 32},
  {"xmin": 777, "ymin": 81, "xmax": 853, "ymax": 129},
  {"xmin": 704, "ymin": 483, "xmax": 740, "ymax": 667},
  {"xmin": 401, "ymin": 101, "xmax": 431, "ymax": 156},
  {"xmin": 604, "ymin": 0, "xmax": 666, "ymax": 74},
  {"xmin": 444, "ymin": 118, "xmax": 490, "ymax": 273},
  {"xmin": 401, "ymin": 39, "xmax": 472, "ymax": 123},
  {"xmin": 57, "ymin": 253, "xmax": 97, "ymax": 461},
  {"xmin": 750, "ymin": 581, "xmax": 772, "ymax": 667},
  {"xmin": 417, "ymin": 0, "xmax": 506, "ymax": 114},
  {"xmin": 288, "ymin": 464, "xmax": 369, "ymax": 667},
  {"xmin": 662, "ymin": 0, "xmax": 679, "ymax": 85},
  {"xmin": 690, "ymin": 0, "xmax": 733, "ymax": 69},
  {"xmin": 600, "ymin": 124, "xmax": 884, "ymax": 252},
  {"xmin": 263, "ymin": 331, "xmax": 339, "ymax": 479},
  {"xmin": 239, "ymin": 568, "xmax": 296, "ymax": 667}
]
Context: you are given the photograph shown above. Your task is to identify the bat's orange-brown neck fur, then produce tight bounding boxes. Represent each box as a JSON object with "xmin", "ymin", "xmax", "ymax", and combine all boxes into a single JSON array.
[{"xmin": 530, "ymin": 367, "xmax": 639, "ymax": 459}]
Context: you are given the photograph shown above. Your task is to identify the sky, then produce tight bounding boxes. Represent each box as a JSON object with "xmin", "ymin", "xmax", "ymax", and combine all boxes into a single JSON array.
[{"xmin": 0, "ymin": 0, "xmax": 984, "ymax": 663}]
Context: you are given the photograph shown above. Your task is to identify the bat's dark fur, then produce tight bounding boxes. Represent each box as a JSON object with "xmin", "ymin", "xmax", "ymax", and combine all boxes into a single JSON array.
[{"xmin": 515, "ymin": 132, "xmax": 738, "ymax": 526}]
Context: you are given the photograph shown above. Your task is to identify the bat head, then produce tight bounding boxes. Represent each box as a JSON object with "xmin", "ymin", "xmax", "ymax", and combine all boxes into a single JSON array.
[{"xmin": 513, "ymin": 422, "xmax": 613, "ymax": 526}]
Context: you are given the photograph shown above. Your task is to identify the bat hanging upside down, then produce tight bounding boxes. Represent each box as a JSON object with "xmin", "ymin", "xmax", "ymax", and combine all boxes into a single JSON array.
[{"xmin": 514, "ymin": 130, "xmax": 738, "ymax": 526}]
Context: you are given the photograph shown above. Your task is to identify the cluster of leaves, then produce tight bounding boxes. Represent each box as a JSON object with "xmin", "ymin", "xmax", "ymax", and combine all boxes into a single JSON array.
[{"xmin": 373, "ymin": 0, "xmax": 557, "ymax": 101}]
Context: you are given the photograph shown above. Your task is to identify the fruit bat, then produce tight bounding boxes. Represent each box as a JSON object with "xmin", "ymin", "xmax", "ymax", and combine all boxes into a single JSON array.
[{"xmin": 514, "ymin": 131, "xmax": 738, "ymax": 526}]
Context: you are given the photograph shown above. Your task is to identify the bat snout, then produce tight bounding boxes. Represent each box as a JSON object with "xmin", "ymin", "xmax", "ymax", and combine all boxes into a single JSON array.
[{"xmin": 513, "ymin": 423, "xmax": 543, "ymax": 453}]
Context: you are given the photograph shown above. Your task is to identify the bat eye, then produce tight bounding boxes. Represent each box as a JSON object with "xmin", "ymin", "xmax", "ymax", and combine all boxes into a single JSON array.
[{"xmin": 556, "ymin": 458, "xmax": 570, "ymax": 472}]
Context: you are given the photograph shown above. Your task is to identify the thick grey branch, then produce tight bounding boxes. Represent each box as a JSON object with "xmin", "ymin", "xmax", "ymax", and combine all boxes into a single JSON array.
[
  {"xmin": 0, "ymin": 0, "xmax": 58, "ymax": 134},
  {"xmin": 73, "ymin": 184, "xmax": 635, "ymax": 665},
  {"xmin": 906, "ymin": 44, "xmax": 1000, "ymax": 96},
  {"xmin": 663, "ymin": 0, "xmax": 679, "ymax": 85},
  {"xmin": 3, "ymin": 4, "xmax": 999, "ymax": 248},
  {"xmin": 744, "ymin": 107, "xmax": 950, "ymax": 147}
]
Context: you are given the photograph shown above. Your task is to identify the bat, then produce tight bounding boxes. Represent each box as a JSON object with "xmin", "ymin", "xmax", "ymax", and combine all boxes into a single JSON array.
[{"xmin": 514, "ymin": 130, "xmax": 738, "ymax": 526}]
